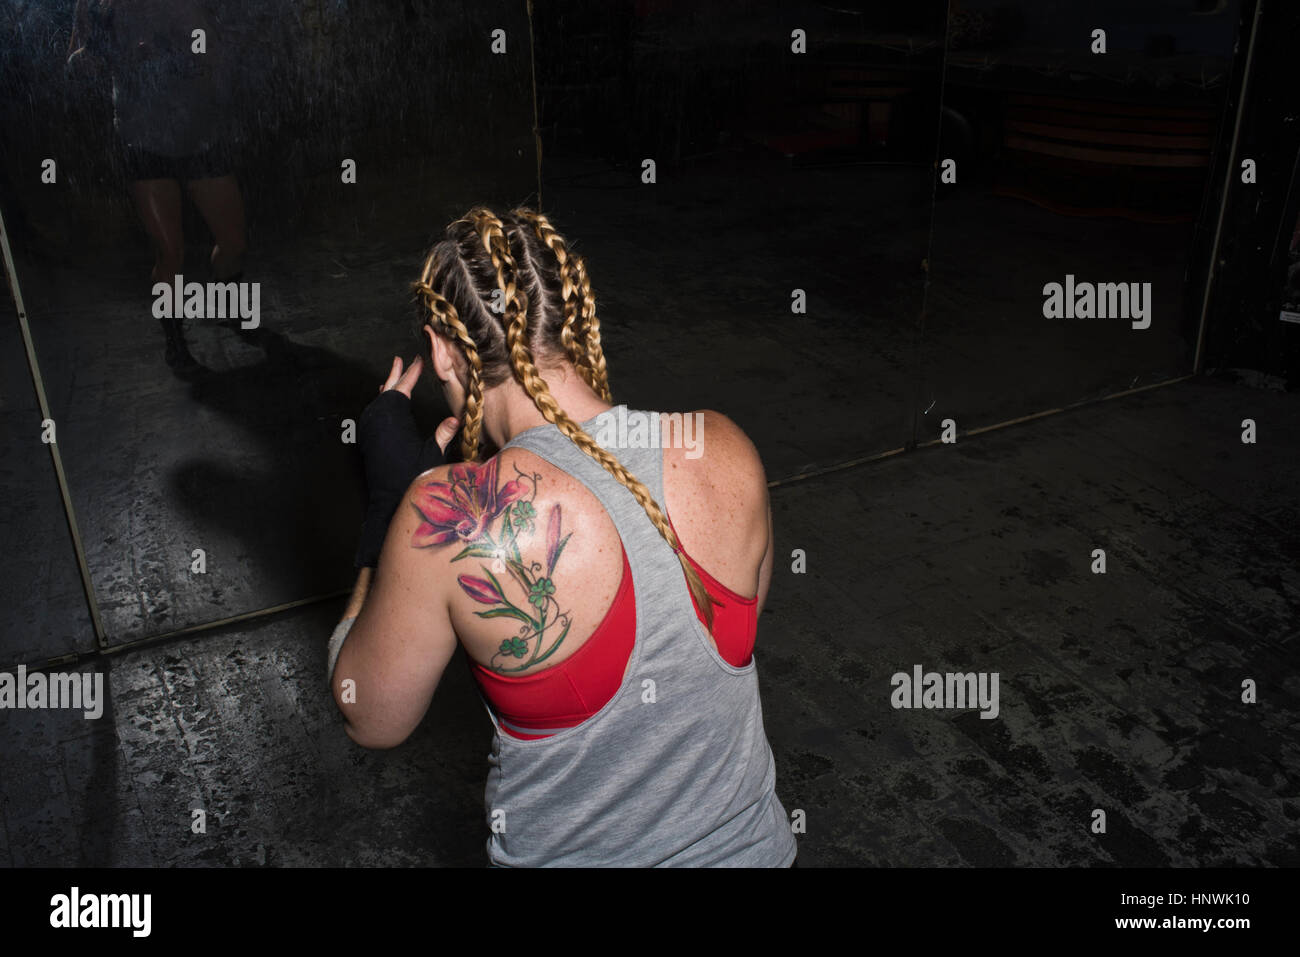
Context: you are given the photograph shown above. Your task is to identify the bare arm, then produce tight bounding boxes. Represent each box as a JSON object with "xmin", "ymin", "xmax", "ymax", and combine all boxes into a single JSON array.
[
  {"xmin": 330, "ymin": 473, "xmax": 458, "ymax": 750},
  {"xmin": 68, "ymin": 0, "xmax": 89, "ymax": 58},
  {"xmin": 329, "ymin": 355, "xmax": 460, "ymax": 749},
  {"xmin": 342, "ymin": 567, "xmax": 373, "ymax": 620},
  {"xmin": 67, "ymin": 0, "xmax": 106, "ymax": 72}
]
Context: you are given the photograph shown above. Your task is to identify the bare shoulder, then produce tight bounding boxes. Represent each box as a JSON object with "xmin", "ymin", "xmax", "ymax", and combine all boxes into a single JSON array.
[
  {"xmin": 661, "ymin": 410, "xmax": 769, "ymax": 597},
  {"xmin": 399, "ymin": 448, "xmax": 615, "ymax": 587},
  {"xmin": 401, "ymin": 456, "xmax": 534, "ymax": 554},
  {"xmin": 663, "ymin": 409, "xmax": 768, "ymax": 500}
]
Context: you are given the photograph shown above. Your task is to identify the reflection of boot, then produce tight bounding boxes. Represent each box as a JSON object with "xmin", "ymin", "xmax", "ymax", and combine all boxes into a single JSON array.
[
  {"xmin": 211, "ymin": 271, "xmax": 265, "ymax": 347},
  {"xmin": 158, "ymin": 316, "xmax": 199, "ymax": 371}
]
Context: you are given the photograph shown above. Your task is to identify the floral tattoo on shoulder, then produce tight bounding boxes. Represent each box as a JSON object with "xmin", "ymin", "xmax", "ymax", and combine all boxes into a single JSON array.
[{"xmin": 409, "ymin": 458, "xmax": 574, "ymax": 674}]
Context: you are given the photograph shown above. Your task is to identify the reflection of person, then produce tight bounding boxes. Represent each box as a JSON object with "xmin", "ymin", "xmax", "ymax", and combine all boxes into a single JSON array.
[
  {"xmin": 67, "ymin": 0, "xmax": 246, "ymax": 372},
  {"xmin": 329, "ymin": 206, "xmax": 797, "ymax": 867}
]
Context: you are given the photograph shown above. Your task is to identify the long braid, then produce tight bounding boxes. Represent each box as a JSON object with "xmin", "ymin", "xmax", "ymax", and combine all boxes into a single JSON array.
[
  {"xmin": 414, "ymin": 252, "xmax": 487, "ymax": 462},
  {"xmin": 515, "ymin": 208, "xmax": 612, "ymax": 402},
  {"xmin": 571, "ymin": 254, "xmax": 612, "ymax": 402},
  {"xmin": 474, "ymin": 208, "xmax": 718, "ymax": 633}
]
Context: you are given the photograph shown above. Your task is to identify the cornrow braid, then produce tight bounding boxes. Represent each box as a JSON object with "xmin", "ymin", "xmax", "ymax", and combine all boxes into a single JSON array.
[
  {"xmin": 414, "ymin": 257, "xmax": 487, "ymax": 462},
  {"xmin": 474, "ymin": 207, "xmax": 718, "ymax": 634},
  {"xmin": 514, "ymin": 208, "xmax": 612, "ymax": 403},
  {"xmin": 513, "ymin": 211, "xmax": 585, "ymax": 370}
]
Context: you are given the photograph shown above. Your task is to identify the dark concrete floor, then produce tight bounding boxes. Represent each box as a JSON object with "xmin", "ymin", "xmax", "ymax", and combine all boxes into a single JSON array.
[{"xmin": 0, "ymin": 375, "xmax": 1296, "ymax": 867}]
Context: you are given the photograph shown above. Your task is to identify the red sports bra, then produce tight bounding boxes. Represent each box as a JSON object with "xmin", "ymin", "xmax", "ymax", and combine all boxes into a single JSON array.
[{"xmin": 470, "ymin": 515, "xmax": 758, "ymax": 740}]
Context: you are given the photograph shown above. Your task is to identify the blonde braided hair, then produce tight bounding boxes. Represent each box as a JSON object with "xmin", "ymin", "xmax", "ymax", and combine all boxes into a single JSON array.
[
  {"xmin": 572, "ymin": 254, "xmax": 612, "ymax": 403},
  {"xmin": 513, "ymin": 209, "xmax": 613, "ymax": 403},
  {"xmin": 414, "ymin": 253, "xmax": 488, "ymax": 462},
  {"xmin": 420, "ymin": 205, "xmax": 717, "ymax": 634}
]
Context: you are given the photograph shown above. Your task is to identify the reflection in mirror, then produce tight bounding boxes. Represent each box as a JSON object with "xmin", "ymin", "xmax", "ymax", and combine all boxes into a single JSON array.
[
  {"xmin": 923, "ymin": 0, "xmax": 1244, "ymax": 431},
  {"xmin": 0, "ymin": 294, "xmax": 95, "ymax": 667},
  {"xmin": 0, "ymin": 1, "xmax": 536, "ymax": 651},
  {"xmin": 531, "ymin": 0, "xmax": 947, "ymax": 483}
]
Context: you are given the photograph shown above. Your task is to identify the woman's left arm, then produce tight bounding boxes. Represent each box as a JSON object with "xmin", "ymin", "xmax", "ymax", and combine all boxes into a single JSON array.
[
  {"xmin": 330, "ymin": 474, "xmax": 459, "ymax": 749},
  {"xmin": 330, "ymin": 356, "xmax": 459, "ymax": 749}
]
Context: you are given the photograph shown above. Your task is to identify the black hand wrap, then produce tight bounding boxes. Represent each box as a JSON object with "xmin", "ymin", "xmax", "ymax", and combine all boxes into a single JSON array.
[{"xmin": 354, "ymin": 390, "xmax": 446, "ymax": 569}]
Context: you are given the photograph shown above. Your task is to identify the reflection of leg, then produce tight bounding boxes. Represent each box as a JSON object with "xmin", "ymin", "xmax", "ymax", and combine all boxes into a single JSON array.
[
  {"xmin": 129, "ymin": 178, "xmax": 184, "ymax": 283},
  {"xmin": 187, "ymin": 175, "xmax": 247, "ymax": 281},
  {"xmin": 129, "ymin": 179, "xmax": 198, "ymax": 372},
  {"xmin": 189, "ymin": 173, "xmax": 262, "ymax": 349}
]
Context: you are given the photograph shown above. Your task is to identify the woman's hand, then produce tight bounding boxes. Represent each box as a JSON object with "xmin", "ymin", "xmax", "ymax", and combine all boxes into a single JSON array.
[
  {"xmin": 353, "ymin": 356, "xmax": 459, "ymax": 568},
  {"xmin": 379, "ymin": 354, "xmax": 421, "ymax": 394},
  {"xmin": 378, "ymin": 355, "xmax": 459, "ymax": 455}
]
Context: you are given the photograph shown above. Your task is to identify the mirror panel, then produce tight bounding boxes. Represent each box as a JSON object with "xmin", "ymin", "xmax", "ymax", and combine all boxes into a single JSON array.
[{"xmin": 0, "ymin": 0, "xmax": 537, "ymax": 647}]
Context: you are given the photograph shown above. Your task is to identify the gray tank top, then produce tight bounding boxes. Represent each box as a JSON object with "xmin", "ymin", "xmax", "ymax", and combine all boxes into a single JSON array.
[{"xmin": 482, "ymin": 406, "xmax": 797, "ymax": 867}]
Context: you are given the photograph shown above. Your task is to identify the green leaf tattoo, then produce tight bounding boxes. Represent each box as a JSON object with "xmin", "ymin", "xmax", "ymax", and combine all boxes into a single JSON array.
[
  {"xmin": 528, "ymin": 578, "xmax": 556, "ymax": 608},
  {"xmin": 499, "ymin": 637, "xmax": 529, "ymax": 659}
]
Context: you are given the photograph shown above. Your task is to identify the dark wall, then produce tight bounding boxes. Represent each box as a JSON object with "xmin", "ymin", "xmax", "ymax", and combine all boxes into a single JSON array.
[
  {"xmin": 0, "ymin": 0, "xmax": 534, "ymax": 251},
  {"xmin": 532, "ymin": 0, "xmax": 946, "ymax": 167}
]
